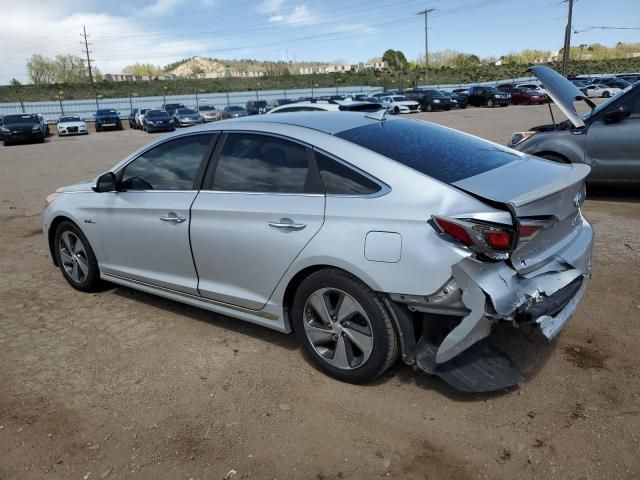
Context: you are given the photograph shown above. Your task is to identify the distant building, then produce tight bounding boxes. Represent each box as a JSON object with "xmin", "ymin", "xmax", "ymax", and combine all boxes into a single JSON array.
[
  {"xmin": 298, "ymin": 61, "xmax": 387, "ymax": 75},
  {"xmin": 628, "ymin": 52, "xmax": 640, "ymax": 58}
]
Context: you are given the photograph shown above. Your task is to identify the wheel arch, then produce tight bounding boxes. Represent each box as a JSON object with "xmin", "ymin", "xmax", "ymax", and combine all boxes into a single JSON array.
[{"xmin": 47, "ymin": 215, "xmax": 80, "ymax": 266}]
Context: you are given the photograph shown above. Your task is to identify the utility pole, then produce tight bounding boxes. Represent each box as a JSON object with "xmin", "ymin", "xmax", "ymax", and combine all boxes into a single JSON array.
[
  {"xmin": 81, "ymin": 25, "xmax": 95, "ymax": 85},
  {"xmin": 561, "ymin": 0, "xmax": 574, "ymax": 76},
  {"xmin": 417, "ymin": 8, "xmax": 435, "ymax": 85}
]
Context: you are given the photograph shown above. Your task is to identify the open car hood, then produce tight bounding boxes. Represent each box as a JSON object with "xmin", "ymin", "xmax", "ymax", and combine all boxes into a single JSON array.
[{"xmin": 528, "ymin": 66, "xmax": 595, "ymax": 128}]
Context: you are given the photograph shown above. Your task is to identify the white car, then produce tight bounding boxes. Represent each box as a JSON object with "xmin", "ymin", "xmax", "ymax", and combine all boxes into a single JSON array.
[
  {"xmin": 134, "ymin": 108, "xmax": 150, "ymax": 129},
  {"xmin": 516, "ymin": 83, "xmax": 547, "ymax": 96},
  {"xmin": 380, "ymin": 95, "xmax": 420, "ymax": 114},
  {"xmin": 584, "ymin": 84, "xmax": 622, "ymax": 98},
  {"xmin": 267, "ymin": 101, "xmax": 341, "ymax": 114},
  {"xmin": 57, "ymin": 115, "xmax": 88, "ymax": 136}
]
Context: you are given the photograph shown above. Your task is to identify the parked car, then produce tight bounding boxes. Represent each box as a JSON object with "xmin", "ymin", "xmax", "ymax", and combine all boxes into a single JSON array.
[
  {"xmin": 570, "ymin": 79, "xmax": 590, "ymax": 94},
  {"xmin": 590, "ymin": 77, "xmax": 631, "ymax": 90},
  {"xmin": 246, "ymin": 100, "xmax": 269, "ymax": 115},
  {"xmin": 266, "ymin": 99, "xmax": 293, "ymax": 111},
  {"xmin": 442, "ymin": 90, "xmax": 468, "ymax": 109},
  {"xmin": 142, "ymin": 109, "xmax": 175, "ymax": 133},
  {"xmin": 36, "ymin": 114, "xmax": 50, "ymax": 136},
  {"xmin": 134, "ymin": 108, "xmax": 150, "ymax": 129},
  {"xmin": 405, "ymin": 89, "xmax": 452, "ymax": 112},
  {"xmin": 127, "ymin": 110, "xmax": 137, "ymax": 129},
  {"xmin": 198, "ymin": 105, "xmax": 221, "ymax": 122},
  {"xmin": 585, "ymin": 84, "xmax": 623, "ymax": 98},
  {"xmin": 509, "ymin": 87, "xmax": 547, "ymax": 105},
  {"xmin": 44, "ymin": 110, "xmax": 594, "ymax": 392},
  {"xmin": 57, "ymin": 115, "xmax": 88, "ymax": 136},
  {"xmin": 516, "ymin": 83, "xmax": 547, "ymax": 96},
  {"xmin": 161, "ymin": 103, "xmax": 186, "ymax": 118},
  {"xmin": 509, "ymin": 65, "xmax": 639, "ymax": 181},
  {"xmin": 467, "ymin": 86, "xmax": 510, "ymax": 107},
  {"xmin": 221, "ymin": 106, "xmax": 249, "ymax": 119},
  {"xmin": 618, "ymin": 74, "xmax": 640, "ymax": 84},
  {"xmin": 173, "ymin": 108, "xmax": 204, "ymax": 127},
  {"xmin": 1, "ymin": 114, "xmax": 45, "ymax": 145},
  {"xmin": 94, "ymin": 109, "xmax": 122, "ymax": 132},
  {"xmin": 380, "ymin": 95, "xmax": 420, "ymax": 114}
]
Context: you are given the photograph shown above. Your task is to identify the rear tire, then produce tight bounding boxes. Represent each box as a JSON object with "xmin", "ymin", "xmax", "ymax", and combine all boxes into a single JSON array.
[
  {"xmin": 54, "ymin": 221, "xmax": 101, "ymax": 292},
  {"xmin": 291, "ymin": 269, "xmax": 399, "ymax": 384},
  {"xmin": 602, "ymin": 91, "xmax": 610, "ymax": 98}
]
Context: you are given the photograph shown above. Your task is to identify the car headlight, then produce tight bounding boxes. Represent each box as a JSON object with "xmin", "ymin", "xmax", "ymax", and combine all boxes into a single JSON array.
[
  {"xmin": 1, "ymin": 127, "xmax": 9, "ymax": 133},
  {"xmin": 45, "ymin": 193, "xmax": 60, "ymax": 208},
  {"xmin": 434, "ymin": 99, "xmax": 440, "ymax": 104},
  {"xmin": 509, "ymin": 131, "xmax": 536, "ymax": 146},
  {"xmin": 32, "ymin": 124, "xmax": 40, "ymax": 131}
]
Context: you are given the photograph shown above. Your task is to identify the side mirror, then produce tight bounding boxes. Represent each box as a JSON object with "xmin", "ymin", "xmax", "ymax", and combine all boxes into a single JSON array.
[
  {"xmin": 92, "ymin": 172, "xmax": 116, "ymax": 192},
  {"xmin": 603, "ymin": 107, "xmax": 630, "ymax": 124}
]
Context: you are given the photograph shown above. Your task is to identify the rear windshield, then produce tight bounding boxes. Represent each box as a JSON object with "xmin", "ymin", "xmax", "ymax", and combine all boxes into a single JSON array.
[
  {"xmin": 97, "ymin": 109, "xmax": 117, "ymax": 115},
  {"xmin": 146, "ymin": 110, "xmax": 169, "ymax": 119},
  {"xmin": 335, "ymin": 119, "xmax": 516, "ymax": 184}
]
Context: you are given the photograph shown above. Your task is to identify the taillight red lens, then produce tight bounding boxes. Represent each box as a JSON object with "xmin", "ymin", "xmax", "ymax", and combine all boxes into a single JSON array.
[
  {"xmin": 434, "ymin": 218, "xmax": 474, "ymax": 246},
  {"xmin": 519, "ymin": 224, "xmax": 543, "ymax": 238},
  {"xmin": 483, "ymin": 230, "xmax": 513, "ymax": 250}
]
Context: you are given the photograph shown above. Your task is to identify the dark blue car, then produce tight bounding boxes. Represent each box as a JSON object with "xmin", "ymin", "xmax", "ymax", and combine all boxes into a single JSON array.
[{"xmin": 94, "ymin": 109, "xmax": 122, "ymax": 132}]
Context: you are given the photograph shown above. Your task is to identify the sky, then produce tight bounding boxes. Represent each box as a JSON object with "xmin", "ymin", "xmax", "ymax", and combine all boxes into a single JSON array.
[{"xmin": 1, "ymin": 0, "xmax": 639, "ymax": 84}]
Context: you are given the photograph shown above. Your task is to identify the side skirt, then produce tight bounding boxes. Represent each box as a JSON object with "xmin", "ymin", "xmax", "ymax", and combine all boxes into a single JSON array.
[{"xmin": 101, "ymin": 272, "xmax": 287, "ymax": 333}]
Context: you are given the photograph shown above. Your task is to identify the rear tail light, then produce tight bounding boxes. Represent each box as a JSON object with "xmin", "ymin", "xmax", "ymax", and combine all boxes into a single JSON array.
[{"xmin": 432, "ymin": 216, "xmax": 514, "ymax": 259}]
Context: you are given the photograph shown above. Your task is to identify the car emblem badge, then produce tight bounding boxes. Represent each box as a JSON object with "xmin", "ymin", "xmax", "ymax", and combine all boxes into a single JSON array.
[{"xmin": 573, "ymin": 192, "xmax": 584, "ymax": 208}]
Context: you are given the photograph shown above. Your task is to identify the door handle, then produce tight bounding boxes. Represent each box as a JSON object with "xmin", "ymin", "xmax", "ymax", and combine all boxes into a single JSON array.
[
  {"xmin": 268, "ymin": 218, "xmax": 306, "ymax": 231},
  {"xmin": 160, "ymin": 213, "xmax": 186, "ymax": 224}
]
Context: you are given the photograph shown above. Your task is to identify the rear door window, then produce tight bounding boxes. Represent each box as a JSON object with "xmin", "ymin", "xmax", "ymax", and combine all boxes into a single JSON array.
[
  {"xmin": 335, "ymin": 119, "xmax": 517, "ymax": 184},
  {"xmin": 210, "ymin": 133, "xmax": 313, "ymax": 193}
]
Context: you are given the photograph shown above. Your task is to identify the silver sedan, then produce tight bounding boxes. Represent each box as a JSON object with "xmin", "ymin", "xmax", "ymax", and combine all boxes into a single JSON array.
[{"xmin": 43, "ymin": 112, "xmax": 593, "ymax": 392}]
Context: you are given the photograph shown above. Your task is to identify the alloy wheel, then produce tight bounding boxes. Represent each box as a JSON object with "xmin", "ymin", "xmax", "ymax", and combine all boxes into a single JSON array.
[
  {"xmin": 58, "ymin": 231, "xmax": 89, "ymax": 284},
  {"xmin": 303, "ymin": 288, "xmax": 374, "ymax": 370}
]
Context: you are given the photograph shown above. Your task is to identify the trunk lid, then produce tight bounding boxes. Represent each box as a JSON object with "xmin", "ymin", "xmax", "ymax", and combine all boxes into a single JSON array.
[{"xmin": 453, "ymin": 157, "xmax": 590, "ymax": 272}]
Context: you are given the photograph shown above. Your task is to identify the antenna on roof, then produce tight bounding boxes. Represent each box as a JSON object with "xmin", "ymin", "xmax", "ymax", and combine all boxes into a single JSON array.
[{"xmin": 365, "ymin": 108, "xmax": 388, "ymax": 122}]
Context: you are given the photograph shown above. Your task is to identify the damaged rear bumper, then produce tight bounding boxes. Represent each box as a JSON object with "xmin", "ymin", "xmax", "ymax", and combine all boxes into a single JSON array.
[{"xmin": 389, "ymin": 217, "xmax": 593, "ymax": 392}]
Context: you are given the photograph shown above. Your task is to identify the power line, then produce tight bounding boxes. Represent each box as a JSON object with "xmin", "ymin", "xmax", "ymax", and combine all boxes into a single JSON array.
[
  {"xmin": 81, "ymin": 25, "xmax": 95, "ymax": 85},
  {"xmin": 574, "ymin": 25, "xmax": 640, "ymax": 33}
]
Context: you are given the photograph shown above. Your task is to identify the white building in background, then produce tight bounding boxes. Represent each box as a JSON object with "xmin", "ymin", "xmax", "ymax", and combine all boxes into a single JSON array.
[{"xmin": 298, "ymin": 61, "xmax": 387, "ymax": 75}]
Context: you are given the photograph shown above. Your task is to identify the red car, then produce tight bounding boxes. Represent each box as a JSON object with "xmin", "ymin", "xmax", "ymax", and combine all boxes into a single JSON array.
[{"xmin": 510, "ymin": 87, "xmax": 547, "ymax": 105}]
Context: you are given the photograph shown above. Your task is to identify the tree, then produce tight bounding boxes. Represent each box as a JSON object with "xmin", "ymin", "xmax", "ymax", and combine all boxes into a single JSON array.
[
  {"xmin": 121, "ymin": 63, "xmax": 165, "ymax": 76},
  {"xmin": 451, "ymin": 53, "xmax": 481, "ymax": 68},
  {"xmin": 26, "ymin": 54, "xmax": 56, "ymax": 84},
  {"xmin": 10, "ymin": 78, "xmax": 21, "ymax": 86},
  {"xmin": 382, "ymin": 49, "xmax": 408, "ymax": 71}
]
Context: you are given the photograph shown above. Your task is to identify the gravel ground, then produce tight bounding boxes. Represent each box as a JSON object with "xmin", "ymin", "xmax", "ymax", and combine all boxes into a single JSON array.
[{"xmin": 0, "ymin": 103, "xmax": 638, "ymax": 480}]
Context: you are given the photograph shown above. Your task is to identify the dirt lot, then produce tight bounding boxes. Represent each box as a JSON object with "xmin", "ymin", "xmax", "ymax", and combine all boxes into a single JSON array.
[{"xmin": 1, "ymin": 104, "xmax": 639, "ymax": 480}]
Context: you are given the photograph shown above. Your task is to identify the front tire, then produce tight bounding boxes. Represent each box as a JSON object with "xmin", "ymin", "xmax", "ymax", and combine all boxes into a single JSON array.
[
  {"xmin": 602, "ymin": 91, "xmax": 610, "ymax": 98},
  {"xmin": 424, "ymin": 103, "xmax": 433, "ymax": 112},
  {"xmin": 54, "ymin": 221, "xmax": 100, "ymax": 292},
  {"xmin": 486, "ymin": 98, "xmax": 495, "ymax": 108},
  {"xmin": 291, "ymin": 269, "xmax": 399, "ymax": 384}
]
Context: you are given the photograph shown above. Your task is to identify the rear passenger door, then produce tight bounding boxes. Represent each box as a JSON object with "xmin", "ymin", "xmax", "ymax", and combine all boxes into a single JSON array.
[{"xmin": 190, "ymin": 132, "xmax": 325, "ymax": 310}]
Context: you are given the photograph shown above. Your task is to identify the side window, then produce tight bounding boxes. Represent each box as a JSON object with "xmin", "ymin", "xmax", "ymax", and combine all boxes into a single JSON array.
[
  {"xmin": 315, "ymin": 152, "xmax": 382, "ymax": 195},
  {"xmin": 121, "ymin": 134, "xmax": 213, "ymax": 191},
  {"xmin": 211, "ymin": 133, "xmax": 311, "ymax": 193},
  {"xmin": 622, "ymin": 91, "xmax": 640, "ymax": 116}
]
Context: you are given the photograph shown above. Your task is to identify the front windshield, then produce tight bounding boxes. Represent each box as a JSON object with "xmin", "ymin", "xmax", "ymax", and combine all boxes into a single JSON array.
[
  {"xmin": 60, "ymin": 116, "xmax": 81, "ymax": 122},
  {"xmin": 228, "ymin": 106, "xmax": 243, "ymax": 111},
  {"xmin": 584, "ymin": 84, "xmax": 633, "ymax": 119},
  {"xmin": 393, "ymin": 96, "xmax": 408, "ymax": 101},
  {"xmin": 97, "ymin": 109, "xmax": 116, "ymax": 115},
  {"xmin": 486, "ymin": 87, "xmax": 499, "ymax": 94},
  {"xmin": 3, "ymin": 114, "xmax": 37, "ymax": 124},
  {"xmin": 198, "ymin": 106, "xmax": 215, "ymax": 111},
  {"xmin": 177, "ymin": 109, "xmax": 197, "ymax": 115}
]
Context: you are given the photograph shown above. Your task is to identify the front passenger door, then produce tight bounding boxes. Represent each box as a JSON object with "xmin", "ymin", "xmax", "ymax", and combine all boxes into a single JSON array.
[{"xmin": 97, "ymin": 133, "xmax": 216, "ymax": 294}]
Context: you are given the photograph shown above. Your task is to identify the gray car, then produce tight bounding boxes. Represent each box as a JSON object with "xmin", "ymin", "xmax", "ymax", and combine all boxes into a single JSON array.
[
  {"xmin": 509, "ymin": 66, "xmax": 640, "ymax": 181},
  {"xmin": 172, "ymin": 108, "xmax": 204, "ymax": 128},
  {"xmin": 43, "ymin": 112, "xmax": 593, "ymax": 392}
]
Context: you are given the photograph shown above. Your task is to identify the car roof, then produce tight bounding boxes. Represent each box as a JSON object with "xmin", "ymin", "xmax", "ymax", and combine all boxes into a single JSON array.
[{"xmin": 191, "ymin": 111, "xmax": 384, "ymax": 135}]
